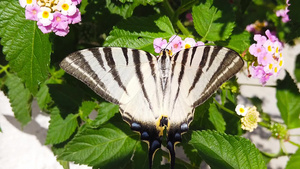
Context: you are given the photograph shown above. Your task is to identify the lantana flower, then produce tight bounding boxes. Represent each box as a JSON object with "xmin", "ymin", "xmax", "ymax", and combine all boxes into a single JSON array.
[
  {"xmin": 276, "ymin": 0, "xmax": 290, "ymax": 23},
  {"xmin": 241, "ymin": 106, "xmax": 260, "ymax": 132},
  {"xmin": 246, "ymin": 20, "xmax": 268, "ymax": 34},
  {"xmin": 153, "ymin": 36, "xmax": 204, "ymax": 55},
  {"xmin": 235, "ymin": 104, "xmax": 248, "ymax": 116},
  {"xmin": 248, "ymin": 30, "xmax": 283, "ymax": 85},
  {"xmin": 19, "ymin": 0, "xmax": 82, "ymax": 36}
]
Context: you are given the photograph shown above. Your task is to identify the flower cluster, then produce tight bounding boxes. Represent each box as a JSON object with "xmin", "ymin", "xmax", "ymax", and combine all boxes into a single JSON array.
[
  {"xmin": 19, "ymin": 0, "xmax": 81, "ymax": 36},
  {"xmin": 276, "ymin": 0, "xmax": 290, "ymax": 23},
  {"xmin": 153, "ymin": 35, "xmax": 204, "ymax": 55},
  {"xmin": 248, "ymin": 30, "xmax": 284, "ymax": 85},
  {"xmin": 236, "ymin": 104, "xmax": 260, "ymax": 132}
]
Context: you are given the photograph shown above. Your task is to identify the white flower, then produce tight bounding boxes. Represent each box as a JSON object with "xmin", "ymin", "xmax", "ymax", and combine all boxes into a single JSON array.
[
  {"xmin": 37, "ymin": 7, "xmax": 53, "ymax": 26},
  {"xmin": 57, "ymin": 0, "xmax": 77, "ymax": 16},
  {"xmin": 183, "ymin": 38, "xmax": 196, "ymax": 49},
  {"xmin": 235, "ymin": 104, "xmax": 248, "ymax": 116},
  {"xmin": 19, "ymin": 0, "xmax": 36, "ymax": 8}
]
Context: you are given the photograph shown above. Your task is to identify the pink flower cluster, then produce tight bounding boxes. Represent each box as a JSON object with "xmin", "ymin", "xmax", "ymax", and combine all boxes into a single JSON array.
[
  {"xmin": 248, "ymin": 30, "xmax": 284, "ymax": 85},
  {"xmin": 153, "ymin": 35, "xmax": 204, "ymax": 54},
  {"xmin": 19, "ymin": 0, "xmax": 81, "ymax": 36},
  {"xmin": 276, "ymin": 0, "xmax": 290, "ymax": 23}
]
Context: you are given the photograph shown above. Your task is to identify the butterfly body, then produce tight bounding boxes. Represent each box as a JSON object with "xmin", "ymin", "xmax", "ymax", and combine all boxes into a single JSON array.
[{"xmin": 60, "ymin": 46, "xmax": 244, "ymax": 169}]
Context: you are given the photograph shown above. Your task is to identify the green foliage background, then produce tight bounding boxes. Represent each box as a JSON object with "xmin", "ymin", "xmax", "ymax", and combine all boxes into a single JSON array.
[{"xmin": 0, "ymin": 0, "xmax": 300, "ymax": 168}]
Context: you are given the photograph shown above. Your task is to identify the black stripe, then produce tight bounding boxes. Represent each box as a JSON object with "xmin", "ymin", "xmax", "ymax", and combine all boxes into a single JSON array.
[
  {"xmin": 206, "ymin": 46, "xmax": 222, "ymax": 71},
  {"xmin": 172, "ymin": 49, "xmax": 189, "ymax": 110},
  {"xmin": 121, "ymin": 47, "xmax": 129, "ymax": 65},
  {"xmin": 146, "ymin": 52, "xmax": 157, "ymax": 82},
  {"xmin": 173, "ymin": 52, "xmax": 180, "ymax": 62},
  {"xmin": 188, "ymin": 46, "xmax": 210, "ymax": 94},
  {"xmin": 65, "ymin": 52, "xmax": 120, "ymax": 104},
  {"xmin": 103, "ymin": 47, "xmax": 128, "ymax": 93},
  {"xmin": 189, "ymin": 47, "xmax": 198, "ymax": 66},
  {"xmin": 132, "ymin": 49, "xmax": 153, "ymax": 111},
  {"xmin": 193, "ymin": 50, "xmax": 240, "ymax": 107},
  {"xmin": 88, "ymin": 48, "xmax": 106, "ymax": 71}
]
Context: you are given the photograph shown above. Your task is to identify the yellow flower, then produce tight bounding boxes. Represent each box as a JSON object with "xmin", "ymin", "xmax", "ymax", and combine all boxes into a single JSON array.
[{"xmin": 241, "ymin": 106, "xmax": 259, "ymax": 132}]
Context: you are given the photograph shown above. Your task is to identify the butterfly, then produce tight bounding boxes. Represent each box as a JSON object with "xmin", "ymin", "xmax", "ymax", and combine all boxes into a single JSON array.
[{"xmin": 60, "ymin": 45, "xmax": 244, "ymax": 169}]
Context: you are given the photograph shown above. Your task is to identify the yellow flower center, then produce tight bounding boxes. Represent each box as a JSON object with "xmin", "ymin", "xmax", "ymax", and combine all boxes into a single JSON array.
[
  {"xmin": 269, "ymin": 64, "xmax": 273, "ymax": 69},
  {"xmin": 27, "ymin": 0, "xmax": 33, "ymax": 4},
  {"xmin": 274, "ymin": 67, "xmax": 278, "ymax": 73},
  {"xmin": 239, "ymin": 108, "xmax": 245, "ymax": 113},
  {"xmin": 62, "ymin": 3, "xmax": 69, "ymax": 11},
  {"xmin": 268, "ymin": 45, "xmax": 272, "ymax": 52},
  {"xmin": 56, "ymin": 16, "xmax": 61, "ymax": 22},
  {"xmin": 280, "ymin": 53, "xmax": 282, "ymax": 58},
  {"xmin": 276, "ymin": 47, "xmax": 279, "ymax": 53},
  {"xmin": 185, "ymin": 44, "xmax": 191, "ymax": 49},
  {"xmin": 279, "ymin": 60, "xmax": 283, "ymax": 67},
  {"xmin": 42, "ymin": 11, "xmax": 49, "ymax": 18}
]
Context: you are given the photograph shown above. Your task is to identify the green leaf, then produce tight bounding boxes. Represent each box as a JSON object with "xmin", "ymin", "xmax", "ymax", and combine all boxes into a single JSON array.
[
  {"xmin": 295, "ymin": 54, "xmax": 300, "ymax": 82},
  {"xmin": 45, "ymin": 107, "xmax": 79, "ymax": 145},
  {"xmin": 35, "ymin": 82, "xmax": 52, "ymax": 111},
  {"xmin": 48, "ymin": 84, "xmax": 84, "ymax": 113},
  {"xmin": 0, "ymin": 0, "xmax": 51, "ymax": 94},
  {"xmin": 59, "ymin": 121, "xmax": 140, "ymax": 168},
  {"xmin": 192, "ymin": 0, "xmax": 235, "ymax": 41},
  {"xmin": 276, "ymin": 71, "xmax": 300, "ymax": 129},
  {"xmin": 286, "ymin": 148, "xmax": 300, "ymax": 169},
  {"xmin": 79, "ymin": 101, "xmax": 97, "ymax": 119},
  {"xmin": 91, "ymin": 102, "xmax": 119, "ymax": 127},
  {"xmin": 104, "ymin": 15, "xmax": 175, "ymax": 54},
  {"xmin": 5, "ymin": 74, "xmax": 32, "ymax": 126},
  {"xmin": 215, "ymin": 28, "xmax": 251, "ymax": 54},
  {"xmin": 189, "ymin": 130, "xmax": 266, "ymax": 169},
  {"xmin": 208, "ymin": 103, "xmax": 226, "ymax": 132},
  {"xmin": 181, "ymin": 133, "xmax": 202, "ymax": 167},
  {"xmin": 106, "ymin": 0, "xmax": 162, "ymax": 18}
]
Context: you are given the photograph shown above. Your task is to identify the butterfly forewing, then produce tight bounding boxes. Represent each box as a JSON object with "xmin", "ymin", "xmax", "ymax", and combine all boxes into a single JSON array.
[{"xmin": 60, "ymin": 47, "xmax": 163, "ymax": 125}]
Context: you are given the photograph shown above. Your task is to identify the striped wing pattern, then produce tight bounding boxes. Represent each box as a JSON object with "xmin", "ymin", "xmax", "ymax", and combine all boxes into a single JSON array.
[{"xmin": 60, "ymin": 46, "xmax": 244, "ymax": 169}]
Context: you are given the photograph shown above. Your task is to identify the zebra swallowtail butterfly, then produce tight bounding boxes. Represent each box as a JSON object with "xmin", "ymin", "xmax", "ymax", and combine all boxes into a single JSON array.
[{"xmin": 60, "ymin": 45, "xmax": 244, "ymax": 169}]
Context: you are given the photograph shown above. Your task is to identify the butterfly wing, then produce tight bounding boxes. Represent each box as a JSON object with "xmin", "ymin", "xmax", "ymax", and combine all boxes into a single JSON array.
[{"xmin": 164, "ymin": 46, "xmax": 244, "ymax": 167}]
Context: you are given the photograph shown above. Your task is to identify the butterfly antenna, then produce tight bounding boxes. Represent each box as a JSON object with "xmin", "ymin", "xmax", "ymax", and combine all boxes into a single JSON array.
[{"xmin": 164, "ymin": 33, "xmax": 179, "ymax": 50}]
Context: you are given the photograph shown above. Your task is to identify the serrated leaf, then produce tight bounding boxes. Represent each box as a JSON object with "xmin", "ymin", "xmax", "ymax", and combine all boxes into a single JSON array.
[
  {"xmin": 181, "ymin": 133, "xmax": 202, "ymax": 168},
  {"xmin": 59, "ymin": 121, "xmax": 140, "ymax": 168},
  {"xmin": 208, "ymin": 103, "xmax": 226, "ymax": 132},
  {"xmin": 189, "ymin": 130, "xmax": 266, "ymax": 169},
  {"xmin": 35, "ymin": 82, "xmax": 52, "ymax": 111},
  {"xmin": 91, "ymin": 102, "xmax": 119, "ymax": 127},
  {"xmin": 5, "ymin": 74, "xmax": 32, "ymax": 126},
  {"xmin": 45, "ymin": 107, "xmax": 79, "ymax": 145},
  {"xmin": 106, "ymin": 0, "xmax": 162, "ymax": 18},
  {"xmin": 79, "ymin": 101, "xmax": 97, "ymax": 119},
  {"xmin": 104, "ymin": 15, "xmax": 175, "ymax": 54},
  {"xmin": 0, "ymin": 0, "xmax": 51, "ymax": 94},
  {"xmin": 276, "ymin": 71, "xmax": 300, "ymax": 129},
  {"xmin": 286, "ymin": 148, "xmax": 300, "ymax": 169},
  {"xmin": 192, "ymin": 0, "xmax": 235, "ymax": 41}
]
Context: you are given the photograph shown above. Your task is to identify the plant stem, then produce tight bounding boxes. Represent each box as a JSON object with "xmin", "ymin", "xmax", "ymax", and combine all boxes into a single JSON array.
[
  {"xmin": 288, "ymin": 140, "xmax": 300, "ymax": 148},
  {"xmin": 0, "ymin": 64, "xmax": 9, "ymax": 74},
  {"xmin": 163, "ymin": 0, "xmax": 191, "ymax": 36},
  {"xmin": 213, "ymin": 98, "xmax": 239, "ymax": 117}
]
